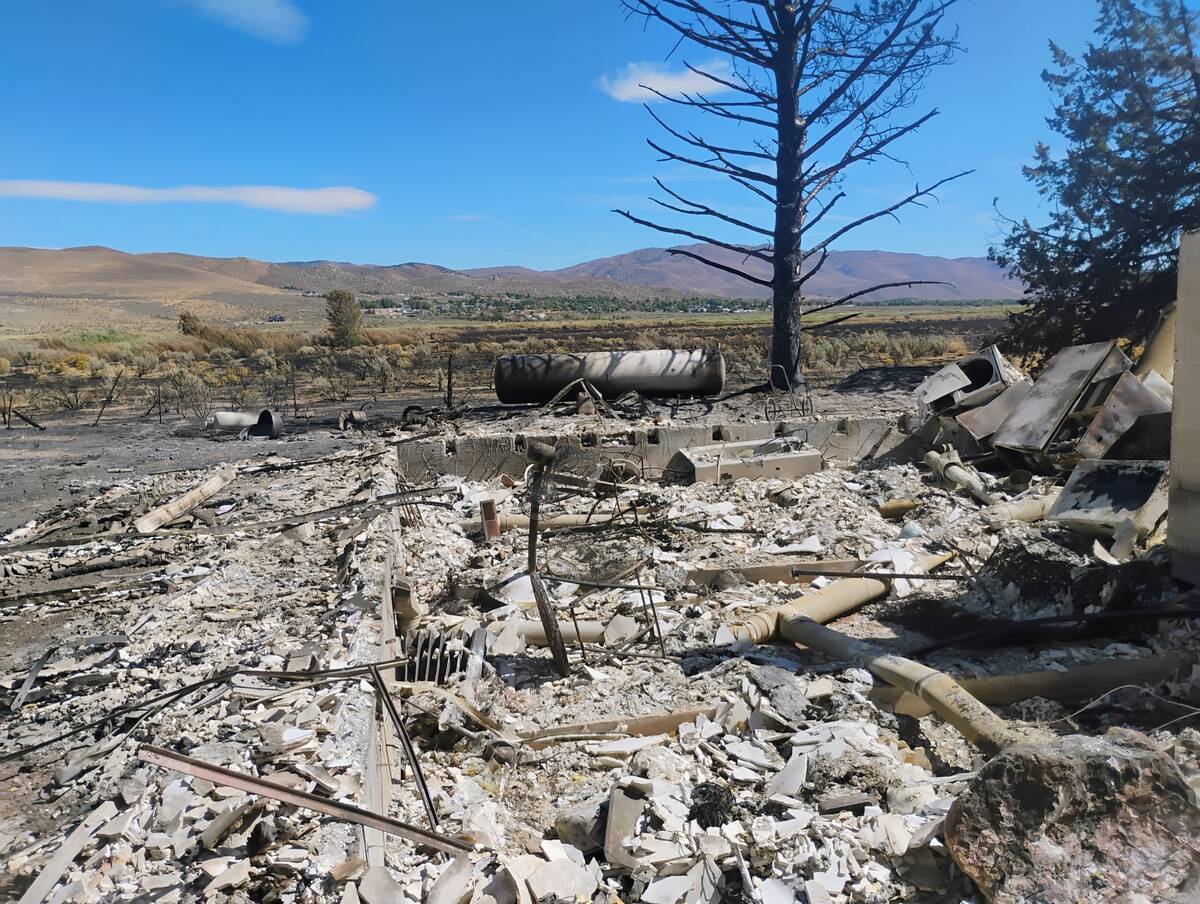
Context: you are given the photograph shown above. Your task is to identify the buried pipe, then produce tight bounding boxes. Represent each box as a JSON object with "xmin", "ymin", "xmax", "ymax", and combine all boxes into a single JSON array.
[
  {"xmin": 868, "ymin": 651, "xmax": 1195, "ymax": 717},
  {"xmin": 494, "ymin": 349, "xmax": 725, "ymax": 404},
  {"xmin": 924, "ymin": 449, "xmax": 997, "ymax": 506},
  {"xmin": 725, "ymin": 552, "xmax": 954, "ymax": 645},
  {"xmin": 487, "ymin": 507, "xmax": 648, "ymax": 534}
]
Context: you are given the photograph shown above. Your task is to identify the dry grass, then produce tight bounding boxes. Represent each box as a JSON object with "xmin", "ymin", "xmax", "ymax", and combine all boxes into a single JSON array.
[{"xmin": 0, "ymin": 308, "xmax": 988, "ymax": 416}]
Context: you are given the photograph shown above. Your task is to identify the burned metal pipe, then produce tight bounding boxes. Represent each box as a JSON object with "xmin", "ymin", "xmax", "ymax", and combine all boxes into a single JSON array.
[
  {"xmin": 205, "ymin": 409, "xmax": 283, "ymax": 439},
  {"xmin": 727, "ymin": 552, "xmax": 954, "ymax": 645},
  {"xmin": 206, "ymin": 411, "xmax": 259, "ymax": 432},
  {"xmin": 925, "ymin": 449, "xmax": 997, "ymax": 505},
  {"xmin": 494, "ymin": 349, "xmax": 725, "ymax": 404}
]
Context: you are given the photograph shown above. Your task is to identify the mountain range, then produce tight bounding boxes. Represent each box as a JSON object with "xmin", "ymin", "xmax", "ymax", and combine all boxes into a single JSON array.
[{"xmin": 0, "ymin": 243, "xmax": 1024, "ymax": 305}]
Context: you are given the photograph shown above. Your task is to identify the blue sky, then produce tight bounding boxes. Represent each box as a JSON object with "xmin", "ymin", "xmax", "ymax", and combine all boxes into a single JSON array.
[{"xmin": 0, "ymin": 1, "xmax": 1098, "ymax": 269}]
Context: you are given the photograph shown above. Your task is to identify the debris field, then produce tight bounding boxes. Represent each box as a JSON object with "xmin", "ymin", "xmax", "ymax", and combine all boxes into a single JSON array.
[{"xmin": 2, "ymin": 335, "xmax": 1198, "ymax": 904}]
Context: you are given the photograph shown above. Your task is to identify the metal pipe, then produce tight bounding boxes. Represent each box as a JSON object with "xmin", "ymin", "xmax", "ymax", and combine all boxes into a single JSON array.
[
  {"xmin": 137, "ymin": 745, "xmax": 475, "ymax": 854},
  {"xmin": 781, "ymin": 620, "xmax": 1026, "ymax": 752},
  {"xmin": 728, "ymin": 552, "xmax": 954, "ymax": 644},
  {"xmin": 494, "ymin": 349, "xmax": 725, "ymax": 404},
  {"xmin": 205, "ymin": 409, "xmax": 283, "ymax": 439},
  {"xmin": 514, "ymin": 618, "xmax": 605, "ymax": 646},
  {"xmin": 925, "ymin": 449, "xmax": 998, "ymax": 505}
]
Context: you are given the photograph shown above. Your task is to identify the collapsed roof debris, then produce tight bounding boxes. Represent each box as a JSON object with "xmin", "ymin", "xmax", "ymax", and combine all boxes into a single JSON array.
[{"xmin": 1, "ymin": 337, "xmax": 1197, "ymax": 904}]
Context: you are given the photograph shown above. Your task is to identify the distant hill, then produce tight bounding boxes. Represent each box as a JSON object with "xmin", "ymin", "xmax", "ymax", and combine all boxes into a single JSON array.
[
  {"xmin": 548, "ymin": 244, "xmax": 1024, "ymax": 301},
  {"xmin": 0, "ymin": 246, "xmax": 288, "ymax": 300},
  {"xmin": 0, "ymin": 243, "xmax": 1023, "ymax": 305}
]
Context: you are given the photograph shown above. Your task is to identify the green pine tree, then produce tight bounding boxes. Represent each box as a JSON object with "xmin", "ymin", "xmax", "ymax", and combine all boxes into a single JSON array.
[{"xmin": 993, "ymin": 0, "xmax": 1200, "ymax": 354}]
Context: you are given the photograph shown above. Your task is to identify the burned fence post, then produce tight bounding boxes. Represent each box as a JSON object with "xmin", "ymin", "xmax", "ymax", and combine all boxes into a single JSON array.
[{"xmin": 525, "ymin": 441, "xmax": 570, "ymax": 677}]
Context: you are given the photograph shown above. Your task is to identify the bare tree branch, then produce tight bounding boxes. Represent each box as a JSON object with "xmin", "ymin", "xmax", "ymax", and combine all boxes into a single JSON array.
[
  {"xmin": 664, "ymin": 246, "xmax": 774, "ymax": 287},
  {"xmin": 805, "ymin": 279, "xmax": 952, "ymax": 314},
  {"xmin": 612, "ymin": 208, "xmax": 773, "ymax": 262},
  {"xmin": 651, "ymin": 178, "xmax": 774, "ymax": 237},
  {"xmin": 804, "ymin": 170, "xmax": 973, "ymax": 258}
]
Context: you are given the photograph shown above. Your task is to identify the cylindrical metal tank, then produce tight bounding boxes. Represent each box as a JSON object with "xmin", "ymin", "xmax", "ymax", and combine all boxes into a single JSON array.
[
  {"xmin": 204, "ymin": 409, "xmax": 283, "ymax": 439},
  {"xmin": 494, "ymin": 348, "xmax": 725, "ymax": 404},
  {"xmin": 205, "ymin": 411, "xmax": 259, "ymax": 433}
]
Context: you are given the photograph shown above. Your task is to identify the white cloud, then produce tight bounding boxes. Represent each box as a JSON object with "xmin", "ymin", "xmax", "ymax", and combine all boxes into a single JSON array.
[
  {"xmin": 0, "ymin": 180, "xmax": 376, "ymax": 215},
  {"xmin": 598, "ymin": 60, "xmax": 734, "ymax": 103},
  {"xmin": 178, "ymin": 0, "xmax": 308, "ymax": 44}
]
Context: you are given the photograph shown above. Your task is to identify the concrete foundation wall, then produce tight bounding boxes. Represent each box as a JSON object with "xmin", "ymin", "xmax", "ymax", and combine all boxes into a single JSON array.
[
  {"xmin": 395, "ymin": 415, "xmax": 914, "ymax": 482},
  {"xmin": 1173, "ymin": 231, "xmax": 1200, "ymax": 583}
]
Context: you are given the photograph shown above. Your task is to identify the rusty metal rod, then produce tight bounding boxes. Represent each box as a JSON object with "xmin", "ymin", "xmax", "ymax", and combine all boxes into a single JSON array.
[
  {"xmin": 368, "ymin": 665, "xmax": 439, "ymax": 830},
  {"xmin": 137, "ymin": 745, "xmax": 473, "ymax": 854}
]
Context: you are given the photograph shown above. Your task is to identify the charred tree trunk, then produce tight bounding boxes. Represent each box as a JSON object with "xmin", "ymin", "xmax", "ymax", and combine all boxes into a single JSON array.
[
  {"xmin": 772, "ymin": 1, "xmax": 804, "ymax": 391},
  {"xmin": 616, "ymin": 1, "xmax": 965, "ymax": 394}
]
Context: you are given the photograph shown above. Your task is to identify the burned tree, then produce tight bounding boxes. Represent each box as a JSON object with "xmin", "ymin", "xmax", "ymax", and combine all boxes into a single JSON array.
[{"xmin": 615, "ymin": 0, "xmax": 968, "ymax": 390}]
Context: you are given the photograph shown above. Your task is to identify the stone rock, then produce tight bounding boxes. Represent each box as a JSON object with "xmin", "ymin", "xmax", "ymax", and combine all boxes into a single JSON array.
[
  {"xmin": 630, "ymin": 745, "xmax": 690, "ymax": 782},
  {"xmin": 553, "ymin": 793, "xmax": 607, "ymax": 853},
  {"xmin": 712, "ymin": 571, "xmax": 742, "ymax": 590},
  {"xmin": 944, "ymin": 729, "xmax": 1200, "ymax": 903},
  {"xmin": 205, "ymin": 859, "xmax": 250, "ymax": 894},
  {"xmin": 750, "ymin": 666, "xmax": 809, "ymax": 721}
]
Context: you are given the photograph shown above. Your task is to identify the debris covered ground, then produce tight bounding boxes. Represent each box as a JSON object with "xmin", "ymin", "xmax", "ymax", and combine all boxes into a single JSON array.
[{"xmin": 2, "ymin": 343, "xmax": 1198, "ymax": 904}]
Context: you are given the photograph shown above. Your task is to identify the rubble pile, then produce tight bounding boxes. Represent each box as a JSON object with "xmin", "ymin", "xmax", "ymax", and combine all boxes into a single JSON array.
[{"xmin": 2, "ymin": 332, "xmax": 1198, "ymax": 903}]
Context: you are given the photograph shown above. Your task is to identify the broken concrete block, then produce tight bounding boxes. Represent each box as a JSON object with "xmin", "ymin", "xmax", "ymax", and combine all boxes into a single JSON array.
[
  {"xmin": 603, "ymin": 613, "xmax": 639, "ymax": 646},
  {"xmin": 945, "ymin": 729, "xmax": 1200, "ymax": 903},
  {"xmin": 427, "ymin": 854, "xmax": 474, "ymax": 904},
  {"xmin": 630, "ymin": 745, "xmax": 690, "ymax": 782},
  {"xmin": 641, "ymin": 874, "xmax": 695, "ymax": 904},
  {"xmin": 358, "ymin": 866, "xmax": 408, "ymax": 904},
  {"xmin": 525, "ymin": 858, "xmax": 597, "ymax": 901},
  {"xmin": 765, "ymin": 752, "xmax": 808, "ymax": 797},
  {"xmin": 205, "ymin": 859, "xmax": 251, "ymax": 895},
  {"xmin": 201, "ymin": 799, "xmax": 252, "ymax": 850},
  {"xmin": 759, "ymin": 878, "xmax": 799, "ymax": 904},
  {"xmin": 664, "ymin": 439, "xmax": 822, "ymax": 484}
]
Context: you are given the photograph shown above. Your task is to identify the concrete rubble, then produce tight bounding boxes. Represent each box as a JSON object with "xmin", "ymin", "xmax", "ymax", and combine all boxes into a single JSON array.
[{"xmin": 2, "ymin": 340, "xmax": 1198, "ymax": 904}]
